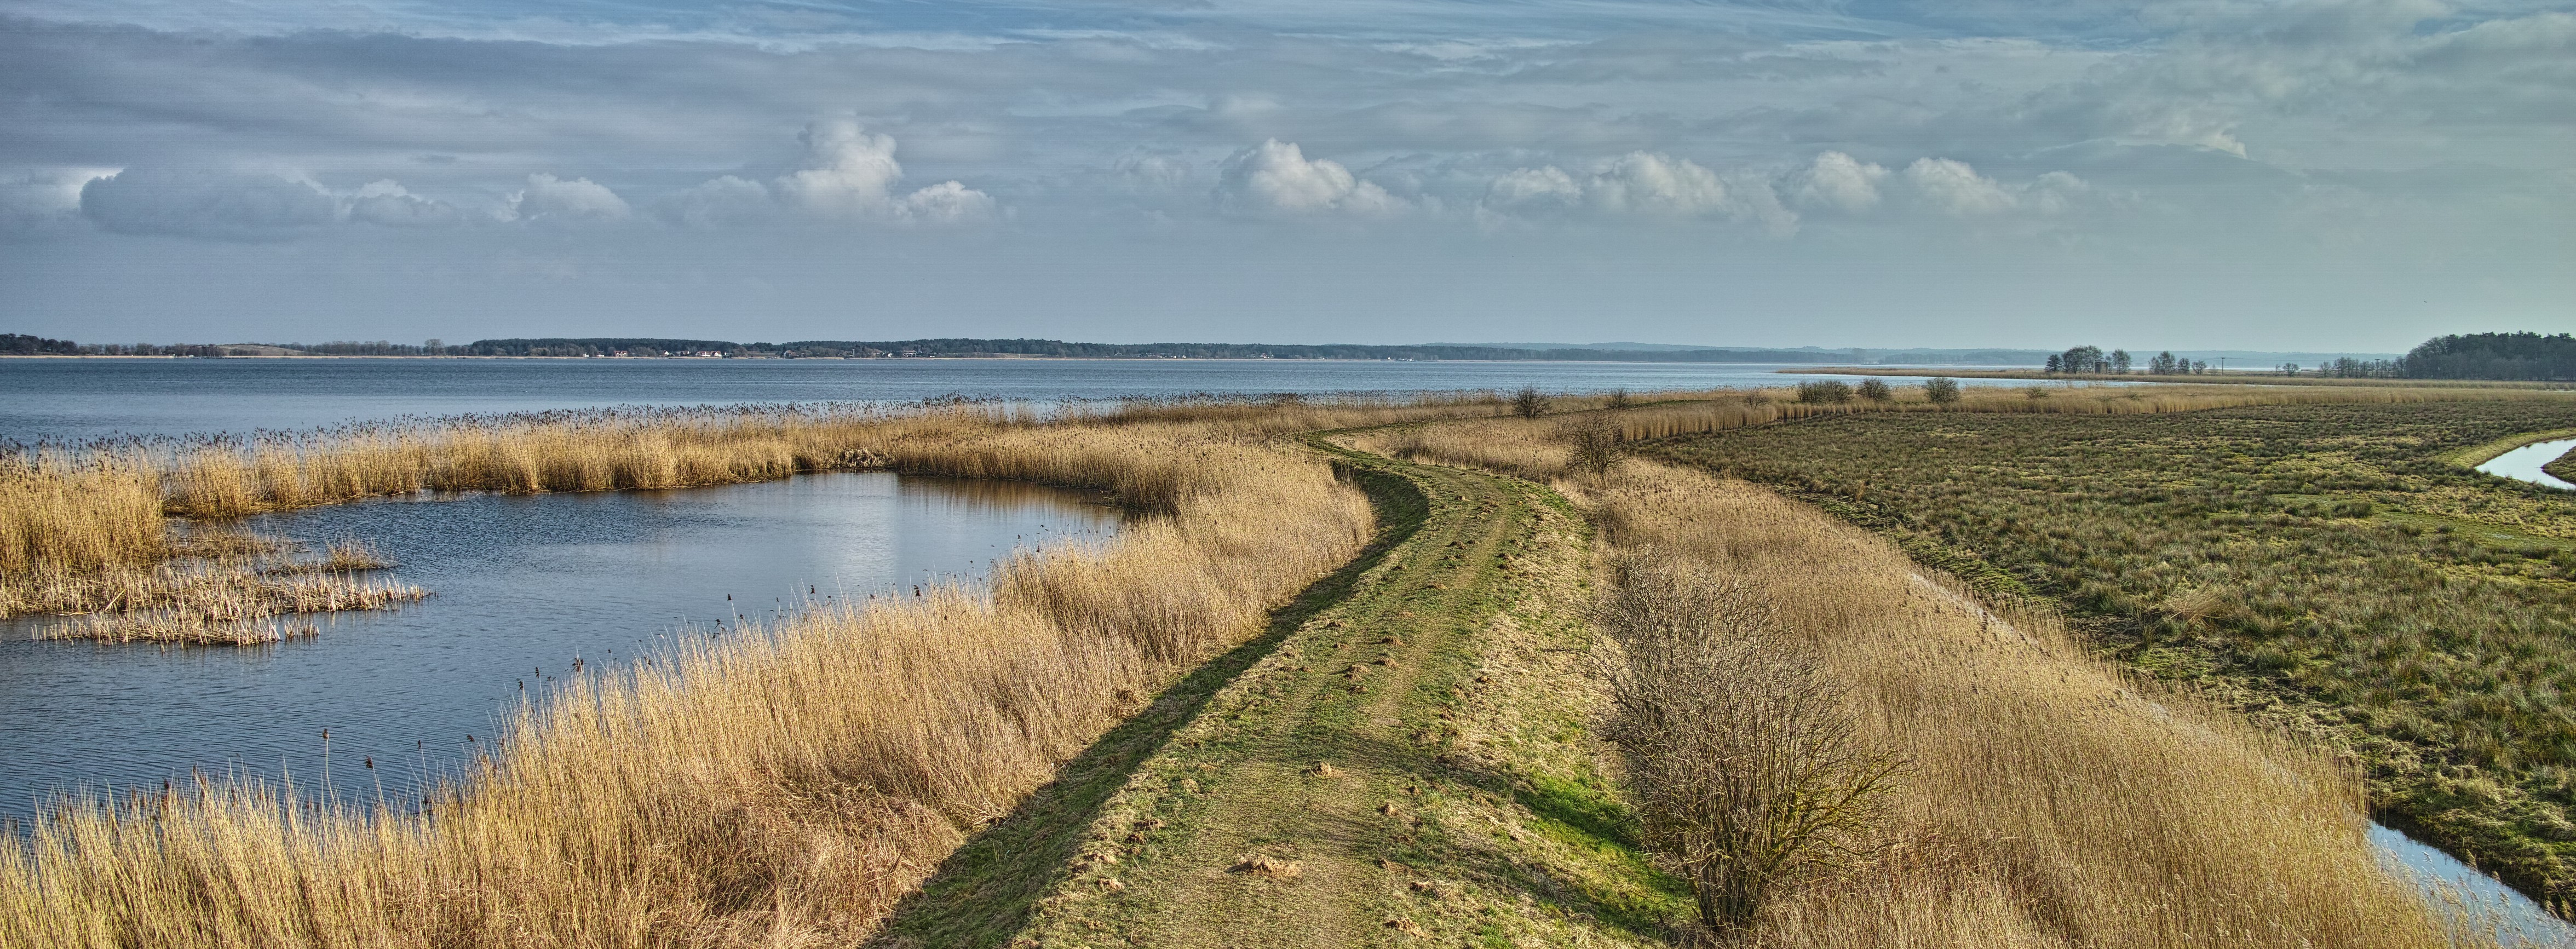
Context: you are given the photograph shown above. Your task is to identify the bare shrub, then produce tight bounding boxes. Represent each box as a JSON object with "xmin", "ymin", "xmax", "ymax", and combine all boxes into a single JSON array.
[
  {"xmin": 1560, "ymin": 418, "xmax": 1627, "ymax": 477},
  {"xmin": 1596, "ymin": 555, "xmax": 1900, "ymax": 934},
  {"xmin": 1923, "ymin": 377, "xmax": 1960, "ymax": 404},
  {"xmin": 1793, "ymin": 381, "xmax": 1852, "ymax": 405},
  {"xmin": 1855, "ymin": 378, "xmax": 1894, "ymax": 403},
  {"xmin": 1605, "ymin": 388, "xmax": 1634, "ymax": 410},
  {"xmin": 1511, "ymin": 386, "xmax": 1548, "ymax": 419}
]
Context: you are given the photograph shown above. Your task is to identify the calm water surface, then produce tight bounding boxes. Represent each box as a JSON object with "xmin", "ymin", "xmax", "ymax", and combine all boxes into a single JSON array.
[
  {"xmin": 0, "ymin": 471, "xmax": 1123, "ymax": 820},
  {"xmin": 2478, "ymin": 438, "xmax": 2576, "ymax": 491},
  {"xmin": 0, "ymin": 358, "xmax": 2051, "ymax": 442},
  {"xmin": 2373, "ymin": 822, "xmax": 2576, "ymax": 945}
]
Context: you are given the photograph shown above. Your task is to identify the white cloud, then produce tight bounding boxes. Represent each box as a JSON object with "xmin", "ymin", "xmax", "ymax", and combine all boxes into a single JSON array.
[
  {"xmin": 1481, "ymin": 152, "xmax": 1790, "ymax": 232},
  {"xmin": 79, "ymin": 167, "xmax": 338, "ymax": 238},
  {"xmin": 1902, "ymin": 158, "xmax": 2018, "ymax": 215},
  {"xmin": 1216, "ymin": 140, "xmax": 1407, "ymax": 216},
  {"xmin": 769, "ymin": 119, "xmax": 995, "ymax": 223},
  {"xmin": 1793, "ymin": 152, "xmax": 1889, "ymax": 213},
  {"xmin": 510, "ymin": 172, "xmax": 631, "ymax": 221},
  {"xmin": 1585, "ymin": 152, "xmax": 1728, "ymax": 215},
  {"xmin": 344, "ymin": 180, "xmax": 462, "ymax": 227}
]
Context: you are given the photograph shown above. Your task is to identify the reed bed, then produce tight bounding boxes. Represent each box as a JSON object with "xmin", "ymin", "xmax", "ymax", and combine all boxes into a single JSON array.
[
  {"xmin": 1339, "ymin": 416, "xmax": 2481, "ymax": 947},
  {"xmin": 0, "ymin": 412, "xmax": 1373, "ymax": 947}
]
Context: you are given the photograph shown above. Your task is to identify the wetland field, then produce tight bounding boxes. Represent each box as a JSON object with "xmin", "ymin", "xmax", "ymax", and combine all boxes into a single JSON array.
[
  {"xmin": 1653, "ymin": 399, "xmax": 2576, "ymax": 910},
  {"xmin": 4, "ymin": 377, "xmax": 2572, "ymax": 947}
]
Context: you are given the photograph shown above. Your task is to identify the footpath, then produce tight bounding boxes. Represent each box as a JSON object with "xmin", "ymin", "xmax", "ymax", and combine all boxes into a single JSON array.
[{"xmin": 873, "ymin": 435, "xmax": 1682, "ymax": 947}]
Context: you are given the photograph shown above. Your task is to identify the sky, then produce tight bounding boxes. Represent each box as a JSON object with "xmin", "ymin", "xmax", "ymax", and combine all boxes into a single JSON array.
[{"xmin": 0, "ymin": 0, "xmax": 2568, "ymax": 350}]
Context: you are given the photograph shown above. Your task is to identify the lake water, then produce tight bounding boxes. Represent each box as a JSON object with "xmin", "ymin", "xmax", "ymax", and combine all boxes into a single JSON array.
[
  {"xmin": 2372, "ymin": 822, "xmax": 2576, "ymax": 945},
  {"xmin": 2479, "ymin": 438, "xmax": 2576, "ymax": 491},
  {"xmin": 0, "ymin": 471, "xmax": 1123, "ymax": 821},
  {"xmin": 0, "ymin": 357, "xmax": 2042, "ymax": 443}
]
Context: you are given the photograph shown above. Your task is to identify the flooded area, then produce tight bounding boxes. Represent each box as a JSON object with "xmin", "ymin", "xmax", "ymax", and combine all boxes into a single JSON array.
[
  {"xmin": 0, "ymin": 471, "xmax": 1124, "ymax": 821},
  {"xmin": 2373, "ymin": 822, "xmax": 2576, "ymax": 945},
  {"xmin": 2478, "ymin": 438, "xmax": 2576, "ymax": 491}
]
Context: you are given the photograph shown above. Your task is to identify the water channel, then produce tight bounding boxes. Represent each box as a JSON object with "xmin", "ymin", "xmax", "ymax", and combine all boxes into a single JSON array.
[
  {"xmin": 2478, "ymin": 438, "xmax": 2576, "ymax": 491},
  {"xmin": 0, "ymin": 471, "xmax": 1125, "ymax": 822}
]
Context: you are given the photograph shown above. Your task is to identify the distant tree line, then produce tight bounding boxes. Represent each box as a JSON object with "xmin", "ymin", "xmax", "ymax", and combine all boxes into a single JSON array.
[
  {"xmin": 2045, "ymin": 346, "xmax": 2212, "ymax": 376},
  {"xmin": 2038, "ymin": 334, "xmax": 2571, "ymax": 381},
  {"xmin": 1, "ymin": 333, "xmax": 78, "ymax": 355},
  {"xmin": 2401, "ymin": 332, "xmax": 2575, "ymax": 381}
]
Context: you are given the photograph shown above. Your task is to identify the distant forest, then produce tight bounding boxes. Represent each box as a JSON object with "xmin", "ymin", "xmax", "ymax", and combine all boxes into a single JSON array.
[{"xmin": 2401, "ymin": 332, "xmax": 2576, "ymax": 381}]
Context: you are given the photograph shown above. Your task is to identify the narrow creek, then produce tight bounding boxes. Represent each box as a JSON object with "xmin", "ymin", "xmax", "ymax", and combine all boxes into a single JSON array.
[
  {"xmin": 0, "ymin": 471, "xmax": 1125, "ymax": 823},
  {"xmin": 2477, "ymin": 438, "xmax": 2576, "ymax": 491},
  {"xmin": 2373, "ymin": 823, "xmax": 2576, "ymax": 945}
]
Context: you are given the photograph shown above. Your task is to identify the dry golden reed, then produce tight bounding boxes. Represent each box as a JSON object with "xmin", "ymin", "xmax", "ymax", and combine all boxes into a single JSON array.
[
  {"xmin": 0, "ymin": 412, "xmax": 1373, "ymax": 947},
  {"xmin": 1341, "ymin": 410, "xmax": 2497, "ymax": 947}
]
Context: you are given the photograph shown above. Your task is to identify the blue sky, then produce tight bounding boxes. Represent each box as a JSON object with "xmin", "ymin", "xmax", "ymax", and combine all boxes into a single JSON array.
[{"xmin": 0, "ymin": 0, "xmax": 2567, "ymax": 348}]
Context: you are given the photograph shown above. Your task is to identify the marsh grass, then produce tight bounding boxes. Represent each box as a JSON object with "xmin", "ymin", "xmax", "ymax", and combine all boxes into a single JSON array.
[
  {"xmin": 1340, "ymin": 412, "xmax": 2481, "ymax": 947},
  {"xmin": 0, "ymin": 409, "xmax": 1378, "ymax": 947},
  {"xmin": 1652, "ymin": 399, "xmax": 2576, "ymax": 907}
]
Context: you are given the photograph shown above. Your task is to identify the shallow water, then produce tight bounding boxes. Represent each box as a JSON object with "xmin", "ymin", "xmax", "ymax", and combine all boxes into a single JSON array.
[
  {"xmin": 2372, "ymin": 822, "xmax": 2576, "ymax": 945},
  {"xmin": 0, "ymin": 357, "xmax": 2056, "ymax": 443},
  {"xmin": 2478, "ymin": 438, "xmax": 2576, "ymax": 491},
  {"xmin": 0, "ymin": 471, "xmax": 1123, "ymax": 821}
]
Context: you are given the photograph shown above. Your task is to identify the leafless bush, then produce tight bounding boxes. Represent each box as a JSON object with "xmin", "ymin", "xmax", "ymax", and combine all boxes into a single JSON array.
[
  {"xmin": 1793, "ymin": 381, "xmax": 1852, "ymax": 405},
  {"xmin": 1856, "ymin": 378, "xmax": 1894, "ymax": 403},
  {"xmin": 1597, "ymin": 556, "xmax": 1900, "ymax": 935},
  {"xmin": 1606, "ymin": 388, "xmax": 1634, "ymax": 410},
  {"xmin": 1560, "ymin": 418, "xmax": 1627, "ymax": 476},
  {"xmin": 1511, "ymin": 386, "xmax": 1548, "ymax": 419},
  {"xmin": 1923, "ymin": 377, "xmax": 1960, "ymax": 404}
]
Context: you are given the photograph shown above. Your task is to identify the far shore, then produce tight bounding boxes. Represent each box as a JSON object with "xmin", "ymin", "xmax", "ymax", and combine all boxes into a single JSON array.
[{"xmin": 1780, "ymin": 365, "xmax": 2576, "ymax": 390}]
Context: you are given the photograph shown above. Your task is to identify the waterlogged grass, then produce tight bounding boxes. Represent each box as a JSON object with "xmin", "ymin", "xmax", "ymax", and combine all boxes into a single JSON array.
[{"xmin": 1653, "ymin": 399, "xmax": 2576, "ymax": 907}]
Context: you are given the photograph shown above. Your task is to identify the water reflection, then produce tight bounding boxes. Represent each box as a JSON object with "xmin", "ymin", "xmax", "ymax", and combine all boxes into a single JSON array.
[
  {"xmin": 0, "ymin": 472, "xmax": 1125, "ymax": 820},
  {"xmin": 2477, "ymin": 438, "xmax": 2576, "ymax": 491}
]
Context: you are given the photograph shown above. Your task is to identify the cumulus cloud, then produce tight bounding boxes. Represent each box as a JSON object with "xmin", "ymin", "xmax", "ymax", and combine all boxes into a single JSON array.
[
  {"xmin": 1894, "ymin": 158, "xmax": 2094, "ymax": 217},
  {"xmin": 510, "ymin": 172, "xmax": 632, "ymax": 221},
  {"xmin": 1216, "ymin": 140, "xmax": 1407, "ymax": 216},
  {"xmin": 1481, "ymin": 152, "xmax": 1792, "ymax": 232},
  {"xmin": 1585, "ymin": 152, "xmax": 1728, "ymax": 215},
  {"xmin": 0, "ymin": 168, "xmax": 101, "ymax": 227},
  {"xmin": 345, "ymin": 180, "xmax": 463, "ymax": 227},
  {"xmin": 1792, "ymin": 152, "xmax": 1889, "ymax": 213},
  {"xmin": 1902, "ymin": 158, "xmax": 2019, "ymax": 215},
  {"xmin": 79, "ymin": 167, "xmax": 338, "ymax": 238},
  {"xmin": 769, "ymin": 119, "xmax": 996, "ymax": 223}
]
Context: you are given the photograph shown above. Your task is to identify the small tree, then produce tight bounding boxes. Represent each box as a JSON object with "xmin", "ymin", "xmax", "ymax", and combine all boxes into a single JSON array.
[
  {"xmin": 2044, "ymin": 354, "xmax": 2063, "ymax": 374},
  {"xmin": 1794, "ymin": 380, "xmax": 1852, "ymax": 405},
  {"xmin": 2110, "ymin": 349, "xmax": 2133, "ymax": 373},
  {"xmin": 1598, "ymin": 558, "xmax": 1901, "ymax": 934},
  {"xmin": 1855, "ymin": 378, "xmax": 1894, "ymax": 403},
  {"xmin": 1511, "ymin": 386, "xmax": 1547, "ymax": 419},
  {"xmin": 1561, "ymin": 418, "xmax": 1626, "ymax": 476},
  {"xmin": 1924, "ymin": 377, "xmax": 1960, "ymax": 404},
  {"xmin": 2280, "ymin": 363, "xmax": 2300, "ymax": 377},
  {"xmin": 1605, "ymin": 388, "xmax": 1634, "ymax": 410}
]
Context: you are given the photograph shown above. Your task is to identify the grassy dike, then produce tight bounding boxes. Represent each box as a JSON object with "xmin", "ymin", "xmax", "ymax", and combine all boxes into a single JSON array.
[{"xmin": 876, "ymin": 435, "xmax": 1686, "ymax": 947}]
